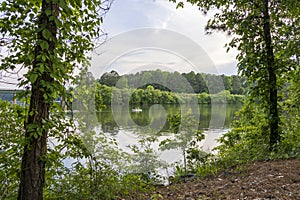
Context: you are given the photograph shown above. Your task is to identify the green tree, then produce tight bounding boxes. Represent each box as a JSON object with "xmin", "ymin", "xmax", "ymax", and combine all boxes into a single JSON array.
[
  {"xmin": 204, "ymin": 74, "xmax": 224, "ymax": 94},
  {"xmin": 182, "ymin": 71, "xmax": 197, "ymax": 92},
  {"xmin": 221, "ymin": 74, "xmax": 232, "ymax": 91},
  {"xmin": 0, "ymin": 100, "xmax": 24, "ymax": 199},
  {"xmin": 99, "ymin": 70, "xmax": 121, "ymax": 87},
  {"xmin": 95, "ymin": 84, "xmax": 113, "ymax": 107},
  {"xmin": 231, "ymin": 75, "xmax": 244, "ymax": 95},
  {"xmin": 140, "ymin": 71, "xmax": 153, "ymax": 87},
  {"xmin": 170, "ymin": 0, "xmax": 300, "ymax": 150},
  {"xmin": 195, "ymin": 73, "xmax": 208, "ymax": 93},
  {"xmin": 0, "ymin": 0, "xmax": 108, "ymax": 199},
  {"xmin": 116, "ymin": 76, "xmax": 129, "ymax": 89}
]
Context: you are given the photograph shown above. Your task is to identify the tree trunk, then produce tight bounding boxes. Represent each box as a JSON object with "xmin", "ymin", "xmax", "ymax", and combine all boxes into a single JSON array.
[
  {"xmin": 18, "ymin": 1, "xmax": 58, "ymax": 199},
  {"xmin": 262, "ymin": 0, "xmax": 280, "ymax": 151}
]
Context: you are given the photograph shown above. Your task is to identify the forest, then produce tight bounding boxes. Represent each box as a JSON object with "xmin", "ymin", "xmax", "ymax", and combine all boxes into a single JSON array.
[
  {"xmin": 98, "ymin": 70, "xmax": 246, "ymax": 95},
  {"xmin": 0, "ymin": 0, "xmax": 300, "ymax": 199},
  {"xmin": 93, "ymin": 84, "xmax": 244, "ymax": 108},
  {"xmin": 91, "ymin": 70, "xmax": 245, "ymax": 108}
]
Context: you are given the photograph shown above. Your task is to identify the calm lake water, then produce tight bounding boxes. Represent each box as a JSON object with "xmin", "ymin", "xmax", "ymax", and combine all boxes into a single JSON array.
[{"xmin": 94, "ymin": 104, "xmax": 241, "ymax": 160}]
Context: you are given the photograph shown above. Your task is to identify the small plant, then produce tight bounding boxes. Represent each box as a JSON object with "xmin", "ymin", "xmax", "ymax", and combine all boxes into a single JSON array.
[
  {"xmin": 127, "ymin": 136, "xmax": 168, "ymax": 185},
  {"xmin": 150, "ymin": 193, "xmax": 163, "ymax": 200},
  {"xmin": 159, "ymin": 111, "xmax": 204, "ymax": 174}
]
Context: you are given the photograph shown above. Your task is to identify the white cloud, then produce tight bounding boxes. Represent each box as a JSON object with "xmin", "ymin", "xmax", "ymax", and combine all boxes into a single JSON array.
[{"xmin": 97, "ymin": 0, "xmax": 238, "ymax": 76}]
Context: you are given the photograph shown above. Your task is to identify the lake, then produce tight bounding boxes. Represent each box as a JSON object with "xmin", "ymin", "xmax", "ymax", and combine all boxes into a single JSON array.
[{"xmin": 93, "ymin": 104, "xmax": 241, "ymax": 162}]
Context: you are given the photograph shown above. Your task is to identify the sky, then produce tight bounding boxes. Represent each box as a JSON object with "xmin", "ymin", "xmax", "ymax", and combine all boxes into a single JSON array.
[
  {"xmin": 0, "ymin": 0, "xmax": 239, "ymax": 89},
  {"xmin": 90, "ymin": 0, "xmax": 239, "ymax": 78}
]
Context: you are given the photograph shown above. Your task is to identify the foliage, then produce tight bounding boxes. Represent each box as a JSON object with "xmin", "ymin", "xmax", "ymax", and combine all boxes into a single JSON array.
[
  {"xmin": 169, "ymin": 0, "xmax": 300, "ymax": 150},
  {"xmin": 43, "ymin": 70, "xmax": 154, "ymax": 199},
  {"xmin": 99, "ymin": 70, "xmax": 246, "ymax": 95},
  {"xmin": 0, "ymin": 100, "xmax": 24, "ymax": 199},
  {"xmin": 193, "ymin": 85, "xmax": 300, "ymax": 176},
  {"xmin": 159, "ymin": 112, "xmax": 204, "ymax": 174},
  {"xmin": 275, "ymin": 70, "xmax": 300, "ymax": 159},
  {"xmin": 94, "ymin": 84, "xmax": 244, "ymax": 108},
  {"xmin": 128, "ymin": 136, "xmax": 168, "ymax": 184},
  {"xmin": 0, "ymin": 74, "xmax": 144, "ymax": 199},
  {"xmin": 163, "ymin": 0, "xmax": 300, "ymax": 183},
  {"xmin": 99, "ymin": 70, "xmax": 121, "ymax": 87},
  {"xmin": 0, "ymin": 0, "xmax": 104, "ymax": 101},
  {"xmin": 0, "ymin": 0, "xmax": 110, "ymax": 198},
  {"xmin": 0, "ymin": 1, "xmax": 153, "ymax": 198},
  {"xmin": 1, "ymin": 0, "xmax": 299, "ymax": 198},
  {"xmin": 44, "ymin": 137, "xmax": 152, "ymax": 200},
  {"xmin": 216, "ymin": 102, "xmax": 270, "ymax": 166}
]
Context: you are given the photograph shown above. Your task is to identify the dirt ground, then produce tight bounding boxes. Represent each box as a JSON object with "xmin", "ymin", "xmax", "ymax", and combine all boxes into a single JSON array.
[{"xmin": 145, "ymin": 158, "xmax": 300, "ymax": 200}]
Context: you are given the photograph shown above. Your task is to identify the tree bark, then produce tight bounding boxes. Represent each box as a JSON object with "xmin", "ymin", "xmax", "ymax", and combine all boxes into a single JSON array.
[
  {"xmin": 262, "ymin": 0, "xmax": 280, "ymax": 151},
  {"xmin": 18, "ymin": 1, "xmax": 58, "ymax": 199}
]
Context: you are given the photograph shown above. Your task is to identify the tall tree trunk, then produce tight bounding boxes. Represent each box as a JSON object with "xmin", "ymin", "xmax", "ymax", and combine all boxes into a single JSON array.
[
  {"xmin": 262, "ymin": 0, "xmax": 280, "ymax": 151},
  {"xmin": 18, "ymin": 1, "xmax": 58, "ymax": 199}
]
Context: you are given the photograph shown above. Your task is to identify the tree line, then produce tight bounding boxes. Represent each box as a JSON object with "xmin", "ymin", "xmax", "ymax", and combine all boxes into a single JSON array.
[
  {"xmin": 93, "ymin": 84, "xmax": 244, "ymax": 110},
  {"xmin": 98, "ymin": 69, "xmax": 246, "ymax": 95}
]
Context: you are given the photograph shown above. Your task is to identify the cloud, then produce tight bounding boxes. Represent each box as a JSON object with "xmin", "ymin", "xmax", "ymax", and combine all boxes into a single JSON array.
[
  {"xmin": 97, "ymin": 0, "xmax": 238, "ymax": 76},
  {"xmin": 91, "ymin": 28, "xmax": 221, "ymax": 78}
]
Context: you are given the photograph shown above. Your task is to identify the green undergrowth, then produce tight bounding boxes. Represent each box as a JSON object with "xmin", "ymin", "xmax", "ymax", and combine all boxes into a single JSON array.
[{"xmin": 170, "ymin": 100, "xmax": 300, "ymax": 183}]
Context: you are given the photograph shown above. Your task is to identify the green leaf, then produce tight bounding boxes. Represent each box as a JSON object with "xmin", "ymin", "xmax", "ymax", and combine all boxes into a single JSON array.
[
  {"xmin": 40, "ymin": 40, "xmax": 49, "ymax": 50},
  {"xmin": 29, "ymin": 73, "xmax": 38, "ymax": 83},
  {"xmin": 29, "ymin": 13, "xmax": 34, "ymax": 19},
  {"xmin": 45, "ymin": 9, "xmax": 51, "ymax": 16},
  {"xmin": 39, "ymin": 64, "xmax": 45, "ymax": 73},
  {"xmin": 33, "ymin": 132, "xmax": 39, "ymax": 139},
  {"xmin": 1, "ymin": 1, "xmax": 7, "ymax": 9},
  {"xmin": 59, "ymin": 0, "xmax": 71, "ymax": 14},
  {"xmin": 42, "ymin": 29, "xmax": 52, "ymax": 41},
  {"xmin": 176, "ymin": 2, "xmax": 184, "ymax": 9},
  {"xmin": 29, "ymin": 110, "xmax": 35, "ymax": 116},
  {"xmin": 43, "ymin": 93, "xmax": 48, "ymax": 100}
]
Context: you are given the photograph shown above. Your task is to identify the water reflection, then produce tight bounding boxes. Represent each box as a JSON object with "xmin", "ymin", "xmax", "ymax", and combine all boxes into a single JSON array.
[
  {"xmin": 93, "ymin": 104, "xmax": 242, "ymax": 181},
  {"xmin": 94, "ymin": 104, "xmax": 241, "ymax": 161},
  {"xmin": 96, "ymin": 104, "xmax": 241, "ymax": 135}
]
